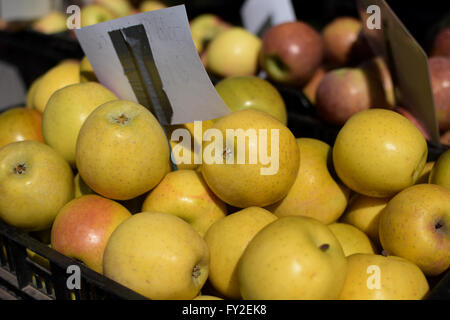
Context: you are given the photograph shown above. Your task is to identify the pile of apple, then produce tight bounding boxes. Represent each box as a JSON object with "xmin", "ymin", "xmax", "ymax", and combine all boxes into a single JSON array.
[{"xmin": 0, "ymin": 13, "xmax": 450, "ymax": 301}]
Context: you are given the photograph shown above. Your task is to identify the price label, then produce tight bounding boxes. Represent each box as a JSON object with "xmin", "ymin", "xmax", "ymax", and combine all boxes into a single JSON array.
[
  {"xmin": 75, "ymin": 5, "xmax": 231, "ymax": 125},
  {"xmin": 241, "ymin": 0, "xmax": 296, "ymax": 37}
]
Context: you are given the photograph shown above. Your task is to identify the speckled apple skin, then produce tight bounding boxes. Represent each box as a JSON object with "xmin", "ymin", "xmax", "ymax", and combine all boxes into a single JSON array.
[
  {"xmin": 333, "ymin": 109, "xmax": 428, "ymax": 198},
  {"xmin": 379, "ymin": 184, "xmax": 450, "ymax": 276},
  {"xmin": 51, "ymin": 194, "xmax": 131, "ymax": 274}
]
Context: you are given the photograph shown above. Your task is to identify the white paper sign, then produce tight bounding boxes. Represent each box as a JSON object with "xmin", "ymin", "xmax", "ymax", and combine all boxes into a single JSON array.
[
  {"xmin": 74, "ymin": 5, "xmax": 231, "ymax": 125},
  {"xmin": 241, "ymin": 0, "xmax": 296, "ymax": 35},
  {"xmin": 0, "ymin": 0, "xmax": 60, "ymax": 21}
]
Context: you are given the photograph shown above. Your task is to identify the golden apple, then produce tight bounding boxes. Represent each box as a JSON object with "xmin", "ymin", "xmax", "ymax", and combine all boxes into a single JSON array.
[
  {"xmin": 0, "ymin": 141, "xmax": 74, "ymax": 231},
  {"xmin": 80, "ymin": 4, "xmax": 116, "ymax": 28},
  {"xmin": 333, "ymin": 109, "xmax": 428, "ymax": 197},
  {"xmin": 139, "ymin": 0, "xmax": 167, "ymax": 12},
  {"xmin": 193, "ymin": 295, "xmax": 223, "ymax": 300},
  {"xmin": 201, "ymin": 109, "xmax": 300, "ymax": 208},
  {"xmin": 26, "ymin": 76, "xmax": 42, "ymax": 109},
  {"xmin": 94, "ymin": 0, "xmax": 132, "ymax": 17},
  {"xmin": 267, "ymin": 138, "xmax": 350, "ymax": 224},
  {"xmin": 417, "ymin": 161, "xmax": 435, "ymax": 184},
  {"xmin": 206, "ymin": 27, "xmax": 261, "ymax": 78},
  {"xmin": 340, "ymin": 194, "xmax": 389, "ymax": 245},
  {"xmin": 190, "ymin": 13, "xmax": 230, "ymax": 54},
  {"xmin": 79, "ymin": 56, "xmax": 97, "ymax": 83},
  {"xmin": 33, "ymin": 60, "xmax": 80, "ymax": 113},
  {"xmin": 0, "ymin": 107, "xmax": 44, "ymax": 149},
  {"xmin": 238, "ymin": 216, "xmax": 347, "ymax": 300},
  {"xmin": 103, "ymin": 212, "xmax": 210, "ymax": 300},
  {"xmin": 31, "ymin": 11, "xmax": 67, "ymax": 34},
  {"xmin": 204, "ymin": 207, "xmax": 277, "ymax": 299},
  {"xmin": 379, "ymin": 184, "xmax": 450, "ymax": 276},
  {"xmin": 339, "ymin": 253, "xmax": 429, "ymax": 300},
  {"xmin": 76, "ymin": 100, "xmax": 170, "ymax": 200},
  {"xmin": 429, "ymin": 149, "xmax": 450, "ymax": 189},
  {"xmin": 142, "ymin": 169, "xmax": 227, "ymax": 236},
  {"xmin": 328, "ymin": 223, "xmax": 376, "ymax": 256}
]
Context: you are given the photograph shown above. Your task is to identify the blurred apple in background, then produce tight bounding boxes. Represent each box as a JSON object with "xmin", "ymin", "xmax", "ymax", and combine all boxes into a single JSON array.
[
  {"xmin": 379, "ymin": 184, "xmax": 450, "ymax": 276},
  {"xmin": 333, "ymin": 109, "xmax": 428, "ymax": 198},
  {"xmin": 51, "ymin": 195, "xmax": 131, "ymax": 274},
  {"xmin": 360, "ymin": 57, "xmax": 396, "ymax": 108},
  {"xmin": 94, "ymin": 0, "xmax": 132, "ymax": 17},
  {"xmin": 31, "ymin": 11, "xmax": 67, "ymax": 34},
  {"xmin": 80, "ymin": 4, "xmax": 116, "ymax": 28},
  {"xmin": 266, "ymin": 138, "xmax": 350, "ymax": 224},
  {"xmin": 260, "ymin": 21, "xmax": 323, "ymax": 87},
  {"xmin": 340, "ymin": 194, "xmax": 389, "ymax": 245},
  {"xmin": 76, "ymin": 100, "xmax": 170, "ymax": 200},
  {"xmin": 315, "ymin": 67, "xmax": 387, "ymax": 126},
  {"xmin": 322, "ymin": 16, "xmax": 372, "ymax": 67},
  {"xmin": 103, "ymin": 212, "xmax": 210, "ymax": 300},
  {"xmin": 139, "ymin": 0, "xmax": 167, "ymax": 12},
  {"xmin": 431, "ymin": 27, "xmax": 450, "ymax": 57},
  {"xmin": 395, "ymin": 107, "xmax": 431, "ymax": 141},
  {"xmin": 238, "ymin": 216, "xmax": 347, "ymax": 300},
  {"xmin": 42, "ymin": 82, "xmax": 117, "ymax": 166},
  {"xmin": 0, "ymin": 141, "xmax": 74, "ymax": 231},
  {"xmin": 214, "ymin": 76, "xmax": 287, "ymax": 124},
  {"xmin": 428, "ymin": 56, "xmax": 450, "ymax": 132},
  {"xmin": 142, "ymin": 170, "xmax": 227, "ymax": 236},
  {"xmin": 302, "ymin": 66, "xmax": 327, "ymax": 105},
  {"xmin": 204, "ymin": 207, "xmax": 277, "ymax": 299},
  {"xmin": 190, "ymin": 14, "xmax": 231, "ymax": 55},
  {"xmin": 33, "ymin": 60, "xmax": 80, "ymax": 113},
  {"xmin": 0, "ymin": 107, "xmax": 44, "ymax": 149},
  {"xmin": 206, "ymin": 27, "xmax": 261, "ymax": 78},
  {"xmin": 339, "ymin": 253, "xmax": 429, "ymax": 300},
  {"xmin": 429, "ymin": 149, "xmax": 450, "ymax": 189}
]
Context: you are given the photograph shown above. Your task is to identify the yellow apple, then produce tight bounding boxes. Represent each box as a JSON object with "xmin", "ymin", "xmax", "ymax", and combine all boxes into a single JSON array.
[
  {"xmin": 142, "ymin": 169, "xmax": 227, "ymax": 236},
  {"xmin": 103, "ymin": 212, "xmax": 210, "ymax": 300},
  {"xmin": 80, "ymin": 4, "xmax": 116, "ymax": 28},
  {"xmin": 429, "ymin": 149, "xmax": 450, "ymax": 189},
  {"xmin": 94, "ymin": 0, "xmax": 132, "ymax": 17},
  {"xmin": 31, "ymin": 11, "xmax": 67, "ymax": 34},
  {"xmin": 206, "ymin": 27, "xmax": 262, "ymax": 78},
  {"xmin": 204, "ymin": 207, "xmax": 277, "ymax": 299},
  {"xmin": 51, "ymin": 195, "xmax": 131, "ymax": 274},
  {"xmin": 201, "ymin": 109, "xmax": 300, "ymax": 208},
  {"xmin": 0, "ymin": 141, "xmax": 74, "ymax": 231},
  {"xmin": 340, "ymin": 194, "xmax": 389, "ymax": 245},
  {"xmin": 193, "ymin": 295, "xmax": 223, "ymax": 300},
  {"xmin": 379, "ymin": 184, "xmax": 450, "ymax": 276},
  {"xmin": 333, "ymin": 109, "xmax": 428, "ymax": 197},
  {"xmin": 79, "ymin": 56, "xmax": 97, "ymax": 83},
  {"xmin": 26, "ymin": 76, "xmax": 42, "ymax": 109},
  {"xmin": 76, "ymin": 100, "xmax": 170, "ymax": 200},
  {"xmin": 238, "ymin": 216, "xmax": 347, "ymax": 300},
  {"xmin": 328, "ymin": 223, "xmax": 376, "ymax": 256},
  {"xmin": 139, "ymin": 0, "xmax": 167, "ymax": 12},
  {"xmin": 0, "ymin": 107, "xmax": 44, "ymax": 149},
  {"xmin": 33, "ymin": 60, "xmax": 80, "ymax": 113},
  {"xmin": 267, "ymin": 138, "xmax": 350, "ymax": 224},
  {"xmin": 339, "ymin": 253, "xmax": 429, "ymax": 300},
  {"xmin": 417, "ymin": 161, "xmax": 435, "ymax": 184},
  {"xmin": 42, "ymin": 82, "xmax": 117, "ymax": 166},
  {"xmin": 190, "ymin": 13, "xmax": 231, "ymax": 54}
]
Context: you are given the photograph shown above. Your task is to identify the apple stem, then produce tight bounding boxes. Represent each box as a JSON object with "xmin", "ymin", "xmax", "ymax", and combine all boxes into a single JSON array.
[
  {"xmin": 14, "ymin": 163, "xmax": 27, "ymax": 175},
  {"xmin": 319, "ymin": 244, "xmax": 330, "ymax": 251},
  {"xmin": 192, "ymin": 264, "xmax": 202, "ymax": 278}
]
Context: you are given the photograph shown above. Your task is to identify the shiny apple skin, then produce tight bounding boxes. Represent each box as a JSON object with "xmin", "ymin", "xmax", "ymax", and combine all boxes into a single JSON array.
[{"xmin": 0, "ymin": 107, "xmax": 44, "ymax": 149}]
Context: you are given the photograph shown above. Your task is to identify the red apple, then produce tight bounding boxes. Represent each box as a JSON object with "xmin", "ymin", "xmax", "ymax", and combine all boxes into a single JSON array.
[
  {"xmin": 259, "ymin": 21, "xmax": 324, "ymax": 86},
  {"xmin": 431, "ymin": 28, "xmax": 450, "ymax": 57},
  {"xmin": 315, "ymin": 67, "xmax": 388, "ymax": 125},
  {"xmin": 51, "ymin": 194, "xmax": 132, "ymax": 274},
  {"xmin": 322, "ymin": 16, "xmax": 371, "ymax": 67},
  {"xmin": 302, "ymin": 66, "xmax": 327, "ymax": 105},
  {"xmin": 428, "ymin": 56, "xmax": 450, "ymax": 132},
  {"xmin": 395, "ymin": 107, "xmax": 431, "ymax": 141},
  {"xmin": 0, "ymin": 107, "xmax": 44, "ymax": 149}
]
